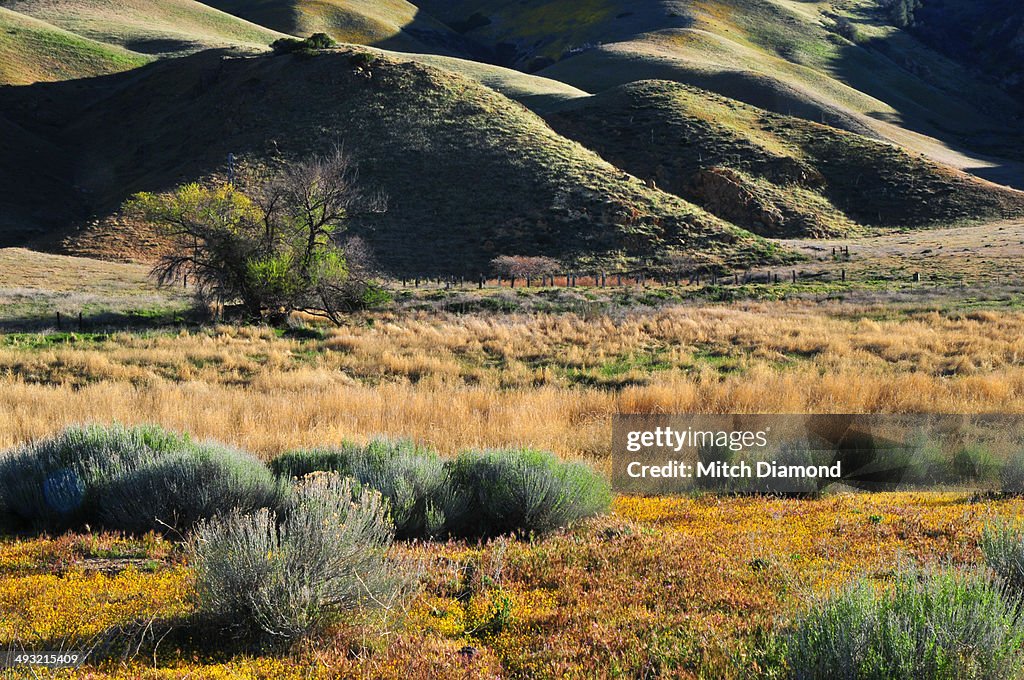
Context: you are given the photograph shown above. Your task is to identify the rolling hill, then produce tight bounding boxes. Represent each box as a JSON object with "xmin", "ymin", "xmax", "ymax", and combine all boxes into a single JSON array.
[
  {"xmin": 546, "ymin": 81, "xmax": 1024, "ymax": 238},
  {"xmin": 199, "ymin": 0, "xmax": 469, "ymax": 55},
  {"xmin": 1, "ymin": 0, "xmax": 283, "ymax": 56},
  {"xmin": 0, "ymin": 0, "xmax": 1022, "ymax": 276},
  {"xmin": 0, "ymin": 6, "xmax": 149, "ymax": 84},
  {"xmin": 0, "ymin": 49, "xmax": 784, "ymax": 274}
]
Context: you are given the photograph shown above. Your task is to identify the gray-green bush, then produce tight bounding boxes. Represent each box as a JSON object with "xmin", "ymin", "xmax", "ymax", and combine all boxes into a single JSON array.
[
  {"xmin": 188, "ymin": 473, "xmax": 413, "ymax": 642},
  {"xmin": 97, "ymin": 445, "xmax": 284, "ymax": 535},
  {"xmin": 782, "ymin": 568, "xmax": 1024, "ymax": 680},
  {"xmin": 271, "ymin": 438, "xmax": 465, "ymax": 539},
  {"xmin": 448, "ymin": 448, "xmax": 612, "ymax": 538},
  {"xmin": 1000, "ymin": 452, "xmax": 1024, "ymax": 495},
  {"xmin": 981, "ymin": 520, "xmax": 1024, "ymax": 606},
  {"xmin": 0, "ymin": 424, "xmax": 281, "ymax": 534},
  {"xmin": 951, "ymin": 445, "xmax": 997, "ymax": 484}
]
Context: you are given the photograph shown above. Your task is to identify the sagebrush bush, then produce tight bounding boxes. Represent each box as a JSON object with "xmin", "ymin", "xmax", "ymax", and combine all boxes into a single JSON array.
[
  {"xmin": 272, "ymin": 438, "xmax": 464, "ymax": 539},
  {"xmin": 97, "ymin": 445, "xmax": 285, "ymax": 535},
  {"xmin": 1000, "ymin": 452, "xmax": 1024, "ymax": 495},
  {"xmin": 0, "ymin": 424, "xmax": 280, "ymax": 534},
  {"xmin": 188, "ymin": 473, "xmax": 413, "ymax": 642},
  {"xmin": 0, "ymin": 424, "xmax": 188, "ymax": 531},
  {"xmin": 950, "ymin": 445, "xmax": 997, "ymax": 483},
  {"xmin": 782, "ymin": 568, "xmax": 1024, "ymax": 680},
  {"xmin": 448, "ymin": 448, "xmax": 611, "ymax": 538},
  {"xmin": 981, "ymin": 520, "xmax": 1024, "ymax": 605},
  {"xmin": 270, "ymin": 443, "xmax": 363, "ymax": 479}
]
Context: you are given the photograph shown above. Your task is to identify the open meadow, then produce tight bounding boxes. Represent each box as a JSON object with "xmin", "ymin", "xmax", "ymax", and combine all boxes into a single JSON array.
[
  {"xmin": 2, "ymin": 0, "xmax": 1024, "ymax": 674},
  {"xmin": 0, "ymin": 223, "xmax": 1023, "ymax": 677}
]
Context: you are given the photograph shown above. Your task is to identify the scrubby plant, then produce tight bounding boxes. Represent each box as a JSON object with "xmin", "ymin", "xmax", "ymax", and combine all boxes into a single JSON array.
[
  {"xmin": 0, "ymin": 424, "xmax": 280, "ymax": 534},
  {"xmin": 270, "ymin": 32, "xmax": 337, "ymax": 55},
  {"xmin": 448, "ymin": 448, "xmax": 611, "ymax": 538},
  {"xmin": 951, "ymin": 445, "xmax": 998, "ymax": 484},
  {"xmin": 270, "ymin": 442, "xmax": 364, "ymax": 479},
  {"xmin": 1000, "ymin": 452, "xmax": 1024, "ymax": 495},
  {"xmin": 271, "ymin": 438, "xmax": 464, "ymax": 539},
  {"xmin": 0, "ymin": 424, "xmax": 188, "ymax": 531},
  {"xmin": 188, "ymin": 473, "xmax": 413, "ymax": 643},
  {"xmin": 782, "ymin": 568, "xmax": 1024, "ymax": 679},
  {"xmin": 981, "ymin": 520, "xmax": 1024, "ymax": 606},
  {"xmin": 96, "ymin": 445, "xmax": 285, "ymax": 535},
  {"xmin": 899, "ymin": 437, "xmax": 949, "ymax": 487}
]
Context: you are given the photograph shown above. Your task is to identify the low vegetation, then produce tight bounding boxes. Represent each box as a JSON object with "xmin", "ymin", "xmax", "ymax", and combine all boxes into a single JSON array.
[
  {"xmin": 0, "ymin": 424, "xmax": 281, "ymax": 534},
  {"xmin": 449, "ymin": 448, "xmax": 612, "ymax": 538},
  {"xmin": 189, "ymin": 473, "xmax": 411, "ymax": 643},
  {"xmin": 272, "ymin": 438, "xmax": 461, "ymax": 540},
  {"xmin": 781, "ymin": 568, "xmax": 1024, "ymax": 679},
  {"xmin": 271, "ymin": 439, "xmax": 611, "ymax": 539}
]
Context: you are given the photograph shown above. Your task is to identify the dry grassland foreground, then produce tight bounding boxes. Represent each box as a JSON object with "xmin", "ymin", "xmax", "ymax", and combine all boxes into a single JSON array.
[{"xmin": 0, "ymin": 301, "xmax": 1021, "ymax": 458}]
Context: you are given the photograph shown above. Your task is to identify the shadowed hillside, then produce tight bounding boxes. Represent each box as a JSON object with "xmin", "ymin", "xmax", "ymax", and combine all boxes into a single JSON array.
[
  {"xmin": 547, "ymin": 81, "xmax": 1024, "ymax": 237},
  {"xmin": 0, "ymin": 50, "xmax": 785, "ymax": 274},
  {"xmin": 200, "ymin": 0, "xmax": 472, "ymax": 56}
]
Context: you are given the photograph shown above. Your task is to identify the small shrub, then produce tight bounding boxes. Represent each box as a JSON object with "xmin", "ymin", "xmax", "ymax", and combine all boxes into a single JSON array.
[
  {"xmin": 188, "ymin": 473, "xmax": 413, "ymax": 642},
  {"xmin": 950, "ymin": 445, "xmax": 997, "ymax": 484},
  {"xmin": 271, "ymin": 438, "xmax": 465, "ymax": 539},
  {"xmin": 271, "ymin": 32, "xmax": 337, "ymax": 55},
  {"xmin": 1000, "ymin": 452, "xmax": 1024, "ymax": 495},
  {"xmin": 0, "ymin": 424, "xmax": 189, "ymax": 531},
  {"xmin": 0, "ymin": 424, "xmax": 280, "ymax": 534},
  {"xmin": 305, "ymin": 32, "xmax": 336, "ymax": 50},
  {"xmin": 782, "ymin": 568, "xmax": 1024, "ymax": 679},
  {"xmin": 349, "ymin": 52, "xmax": 378, "ymax": 68},
  {"xmin": 448, "ymin": 448, "xmax": 611, "ymax": 538},
  {"xmin": 270, "ymin": 442, "xmax": 363, "ymax": 479},
  {"xmin": 899, "ymin": 438, "xmax": 949, "ymax": 486},
  {"xmin": 981, "ymin": 520, "xmax": 1024, "ymax": 605},
  {"xmin": 97, "ymin": 444, "xmax": 285, "ymax": 535}
]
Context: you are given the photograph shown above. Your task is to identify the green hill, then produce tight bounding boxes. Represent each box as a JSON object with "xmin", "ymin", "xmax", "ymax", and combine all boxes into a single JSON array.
[
  {"xmin": 200, "ymin": 0, "xmax": 466, "ymax": 55},
  {"xmin": 1, "ymin": 50, "xmax": 783, "ymax": 274},
  {"xmin": 366, "ymin": 48, "xmax": 588, "ymax": 112},
  {"xmin": 1, "ymin": 0, "xmax": 284, "ymax": 56},
  {"xmin": 407, "ymin": 0, "xmax": 1024, "ymax": 188},
  {"xmin": 0, "ymin": 7, "xmax": 149, "ymax": 84},
  {"xmin": 546, "ymin": 81, "xmax": 1024, "ymax": 237}
]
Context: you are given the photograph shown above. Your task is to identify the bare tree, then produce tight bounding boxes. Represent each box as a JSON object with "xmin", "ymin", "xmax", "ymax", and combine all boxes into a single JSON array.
[
  {"xmin": 130, "ymin": 148, "xmax": 387, "ymax": 324},
  {"xmin": 490, "ymin": 255, "xmax": 562, "ymax": 281}
]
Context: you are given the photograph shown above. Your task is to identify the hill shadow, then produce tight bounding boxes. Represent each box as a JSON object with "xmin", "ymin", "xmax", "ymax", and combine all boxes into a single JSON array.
[{"xmin": 824, "ymin": 5, "xmax": 1024, "ymax": 189}]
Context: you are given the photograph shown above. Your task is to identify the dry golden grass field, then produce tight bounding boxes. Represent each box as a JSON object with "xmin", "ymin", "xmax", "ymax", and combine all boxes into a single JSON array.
[{"xmin": 0, "ymin": 224, "xmax": 1023, "ymax": 678}]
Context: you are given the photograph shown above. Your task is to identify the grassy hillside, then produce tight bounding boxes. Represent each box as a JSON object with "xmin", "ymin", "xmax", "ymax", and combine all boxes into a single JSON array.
[
  {"xmin": 368, "ymin": 48, "xmax": 588, "ymax": 112},
  {"xmin": 201, "ymin": 0, "xmax": 468, "ymax": 55},
  {"xmin": 0, "ymin": 6, "xmax": 149, "ymax": 84},
  {"xmin": 1, "ymin": 50, "xmax": 784, "ymax": 274},
  {"xmin": 394, "ymin": 0, "xmax": 1024, "ymax": 187},
  {"xmin": 547, "ymin": 81, "xmax": 1024, "ymax": 237},
  {"xmin": 0, "ymin": 112, "xmax": 86, "ymax": 245},
  {"xmin": 1, "ymin": 0, "xmax": 284, "ymax": 56}
]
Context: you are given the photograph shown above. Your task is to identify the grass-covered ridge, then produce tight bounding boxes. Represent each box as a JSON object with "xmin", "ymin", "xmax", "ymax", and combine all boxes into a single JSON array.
[
  {"xmin": 1, "ymin": 0, "xmax": 284, "ymax": 58},
  {"xmin": 17, "ymin": 49, "xmax": 786, "ymax": 274},
  {"xmin": 0, "ymin": 6, "xmax": 150, "ymax": 85},
  {"xmin": 546, "ymin": 80, "xmax": 1024, "ymax": 237}
]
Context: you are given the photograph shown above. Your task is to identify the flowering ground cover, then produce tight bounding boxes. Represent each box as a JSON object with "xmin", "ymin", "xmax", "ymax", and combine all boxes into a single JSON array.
[{"xmin": 1, "ymin": 492, "xmax": 1017, "ymax": 679}]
